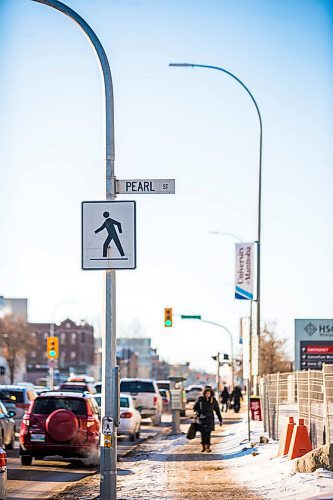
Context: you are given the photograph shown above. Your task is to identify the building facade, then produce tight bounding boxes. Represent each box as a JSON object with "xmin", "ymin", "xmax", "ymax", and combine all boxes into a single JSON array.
[{"xmin": 27, "ymin": 318, "xmax": 94, "ymax": 383}]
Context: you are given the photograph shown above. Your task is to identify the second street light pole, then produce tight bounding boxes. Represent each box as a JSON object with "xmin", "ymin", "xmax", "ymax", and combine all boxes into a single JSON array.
[
  {"xmin": 32, "ymin": 1, "xmax": 117, "ymax": 498},
  {"xmin": 170, "ymin": 62, "xmax": 263, "ymax": 382}
]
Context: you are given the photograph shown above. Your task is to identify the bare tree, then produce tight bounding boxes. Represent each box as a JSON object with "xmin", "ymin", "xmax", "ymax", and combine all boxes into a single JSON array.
[
  {"xmin": 259, "ymin": 324, "xmax": 292, "ymax": 375},
  {"xmin": 0, "ymin": 314, "xmax": 35, "ymax": 383}
]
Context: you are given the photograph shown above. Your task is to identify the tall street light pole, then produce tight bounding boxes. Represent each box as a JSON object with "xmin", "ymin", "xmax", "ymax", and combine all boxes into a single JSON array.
[
  {"xmin": 31, "ymin": 2, "xmax": 116, "ymax": 498},
  {"xmin": 170, "ymin": 62, "xmax": 263, "ymax": 379}
]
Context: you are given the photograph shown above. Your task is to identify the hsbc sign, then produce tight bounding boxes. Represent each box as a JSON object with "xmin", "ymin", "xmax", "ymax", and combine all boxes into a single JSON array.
[{"xmin": 295, "ymin": 319, "xmax": 333, "ymax": 370}]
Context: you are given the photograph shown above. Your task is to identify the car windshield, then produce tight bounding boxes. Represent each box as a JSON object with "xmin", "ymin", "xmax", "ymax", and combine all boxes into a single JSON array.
[
  {"xmin": 0, "ymin": 389, "xmax": 24, "ymax": 403},
  {"xmin": 33, "ymin": 397, "xmax": 87, "ymax": 415},
  {"xmin": 94, "ymin": 396, "xmax": 101, "ymax": 407},
  {"xmin": 120, "ymin": 397, "xmax": 129, "ymax": 408},
  {"xmin": 120, "ymin": 381, "xmax": 155, "ymax": 393}
]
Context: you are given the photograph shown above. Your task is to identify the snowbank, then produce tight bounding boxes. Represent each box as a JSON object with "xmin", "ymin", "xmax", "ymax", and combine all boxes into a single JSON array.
[{"xmin": 215, "ymin": 418, "xmax": 333, "ymax": 499}]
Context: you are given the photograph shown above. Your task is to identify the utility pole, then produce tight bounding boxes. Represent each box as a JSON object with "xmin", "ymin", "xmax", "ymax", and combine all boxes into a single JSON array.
[{"xmin": 31, "ymin": 1, "xmax": 117, "ymax": 498}]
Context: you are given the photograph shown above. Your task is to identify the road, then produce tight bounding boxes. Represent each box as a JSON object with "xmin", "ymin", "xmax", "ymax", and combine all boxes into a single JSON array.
[{"xmin": 6, "ymin": 420, "xmax": 170, "ymax": 500}]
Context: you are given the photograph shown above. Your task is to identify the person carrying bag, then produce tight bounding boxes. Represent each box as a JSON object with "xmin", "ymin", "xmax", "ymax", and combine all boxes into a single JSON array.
[{"xmin": 193, "ymin": 387, "xmax": 222, "ymax": 452}]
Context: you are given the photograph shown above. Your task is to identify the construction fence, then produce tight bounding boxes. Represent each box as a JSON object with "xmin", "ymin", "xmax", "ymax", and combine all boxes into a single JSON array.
[{"xmin": 260, "ymin": 364, "xmax": 333, "ymax": 448}]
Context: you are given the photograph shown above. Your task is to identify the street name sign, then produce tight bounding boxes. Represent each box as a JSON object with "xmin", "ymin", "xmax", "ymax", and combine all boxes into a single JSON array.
[
  {"xmin": 82, "ymin": 200, "xmax": 136, "ymax": 270},
  {"xmin": 117, "ymin": 179, "xmax": 175, "ymax": 195}
]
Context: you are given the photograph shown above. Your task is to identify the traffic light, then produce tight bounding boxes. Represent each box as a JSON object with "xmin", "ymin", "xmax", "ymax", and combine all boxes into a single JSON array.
[
  {"xmin": 47, "ymin": 336, "xmax": 59, "ymax": 359},
  {"xmin": 164, "ymin": 308, "xmax": 173, "ymax": 327}
]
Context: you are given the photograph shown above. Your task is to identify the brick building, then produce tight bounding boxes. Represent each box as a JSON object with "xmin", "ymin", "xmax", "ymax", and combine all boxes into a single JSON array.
[{"xmin": 27, "ymin": 318, "xmax": 94, "ymax": 383}]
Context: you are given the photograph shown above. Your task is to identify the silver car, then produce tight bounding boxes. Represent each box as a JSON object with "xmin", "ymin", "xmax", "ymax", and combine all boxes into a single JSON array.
[{"xmin": 0, "ymin": 401, "xmax": 16, "ymax": 450}]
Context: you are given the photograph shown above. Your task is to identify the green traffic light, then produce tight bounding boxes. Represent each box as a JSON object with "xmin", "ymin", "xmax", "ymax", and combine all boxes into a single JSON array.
[
  {"xmin": 49, "ymin": 350, "xmax": 56, "ymax": 357},
  {"xmin": 165, "ymin": 320, "xmax": 172, "ymax": 327}
]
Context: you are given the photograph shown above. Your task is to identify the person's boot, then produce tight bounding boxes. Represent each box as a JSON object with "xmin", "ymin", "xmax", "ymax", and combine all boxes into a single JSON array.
[
  {"xmin": 206, "ymin": 445, "xmax": 212, "ymax": 453},
  {"xmin": 201, "ymin": 445, "xmax": 206, "ymax": 452}
]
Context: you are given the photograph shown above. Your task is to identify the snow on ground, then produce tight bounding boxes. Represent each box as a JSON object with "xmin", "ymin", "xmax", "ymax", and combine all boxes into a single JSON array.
[{"xmin": 217, "ymin": 416, "xmax": 333, "ymax": 500}]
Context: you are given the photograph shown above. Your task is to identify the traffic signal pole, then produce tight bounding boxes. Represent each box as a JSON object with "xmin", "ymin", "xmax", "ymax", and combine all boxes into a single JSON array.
[{"xmin": 32, "ymin": 1, "xmax": 117, "ymax": 498}]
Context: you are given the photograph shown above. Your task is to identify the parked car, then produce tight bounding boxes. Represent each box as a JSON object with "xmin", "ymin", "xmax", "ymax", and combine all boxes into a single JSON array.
[
  {"xmin": 94, "ymin": 382, "xmax": 101, "ymax": 394},
  {"xmin": 185, "ymin": 385, "xmax": 203, "ymax": 403},
  {"xmin": 0, "ymin": 401, "xmax": 16, "ymax": 450},
  {"xmin": 58, "ymin": 382, "xmax": 96, "ymax": 394},
  {"xmin": 0, "ymin": 448, "xmax": 7, "ymax": 500},
  {"xmin": 156, "ymin": 380, "xmax": 170, "ymax": 391},
  {"xmin": 19, "ymin": 391, "xmax": 100, "ymax": 465},
  {"xmin": 120, "ymin": 379, "xmax": 163, "ymax": 425},
  {"xmin": 94, "ymin": 393, "xmax": 101, "ymax": 410},
  {"xmin": 159, "ymin": 389, "xmax": 171, "ymax": 413},
  {"xmin": 0, "ymin": 385, "xmax": 37, "ymax": 427},
  {"xmin": 118, "ymin": 394, "xmax": 141, "ymax": 441}
]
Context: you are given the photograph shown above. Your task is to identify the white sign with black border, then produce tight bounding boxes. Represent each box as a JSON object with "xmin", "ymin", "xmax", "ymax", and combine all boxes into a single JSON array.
[
  {"xmin": 102, "ymin": 416, "xmax": 113, "ymax": 435},
  {"xmin": 82, "ymin": 200, "xmax": 136, "ymax": 270}
]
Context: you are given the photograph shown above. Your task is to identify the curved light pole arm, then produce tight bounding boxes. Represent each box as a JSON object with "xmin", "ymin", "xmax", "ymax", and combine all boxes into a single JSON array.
[
  {"xmin": 32, "ymin": 0, "xmax": 115, "ymax": 197},
  {"xmin": 200, "ymin": 318, "xmax": 235, "ymax": 387}
]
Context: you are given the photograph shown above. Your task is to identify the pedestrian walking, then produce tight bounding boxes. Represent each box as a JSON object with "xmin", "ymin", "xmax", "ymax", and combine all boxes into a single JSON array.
[
  {"xmin": 221, "ymin": 386, "xmax": 230, "ymax": 412},
  {"xmin": 193, "ymin": 387, "xmax": 222, "ymax": 452},
  {"xmin": 230, "ymin": 386, "xmax": 243, "ymax": 413}
]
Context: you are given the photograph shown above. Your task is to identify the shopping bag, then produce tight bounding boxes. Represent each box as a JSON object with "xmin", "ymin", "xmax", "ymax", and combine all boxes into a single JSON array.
[{"xmin": 186, "ymin": 421, "xmax": 197, "ymax": 440}]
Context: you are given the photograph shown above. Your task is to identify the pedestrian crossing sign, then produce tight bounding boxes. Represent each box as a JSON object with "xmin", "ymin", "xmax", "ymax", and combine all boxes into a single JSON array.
[{"xmin": 82, "ymin": 201, "xmax": 136, "ymax": 270}]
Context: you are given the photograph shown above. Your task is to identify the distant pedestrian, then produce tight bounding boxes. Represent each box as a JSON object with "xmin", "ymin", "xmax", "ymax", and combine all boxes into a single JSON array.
[
  {"xmin": 193, "ymin": 387, "xmax": 222, "ymax": 453},
  {"xmin": 221, "ymin": 386, "xmax": 230, "ymax": 412},
  {"xmin": 230, "ymin": 386, "xmax": 243, "ymax": 413}
]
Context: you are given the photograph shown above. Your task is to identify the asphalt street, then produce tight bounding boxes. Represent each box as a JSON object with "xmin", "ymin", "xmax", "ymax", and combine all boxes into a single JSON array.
[{"xmin": 6, "ymin": 421, "xmax": 167, "ymax": 500}]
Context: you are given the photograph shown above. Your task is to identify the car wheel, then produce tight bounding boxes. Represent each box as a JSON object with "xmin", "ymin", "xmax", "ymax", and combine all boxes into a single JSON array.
[
  {"xmin": 129, "ymin": 432, "xmax": 136, "ymax": 442},
  {"xmin": 6, "ymin": 431, "xmax": 15, "ymax": 450},
  {"xmin": 21, "ymin": 455, "xmax": 32, "ymax": 466}
]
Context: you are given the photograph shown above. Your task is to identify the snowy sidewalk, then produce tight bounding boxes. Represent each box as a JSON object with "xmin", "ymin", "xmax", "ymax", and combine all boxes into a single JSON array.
[
  {"xmin": 116, "ymin": 412, "xmax": 262, "ymax": 499},
  {"xmin": 118, "ymin": 410, "xmax": 333, "ymax": 500}
]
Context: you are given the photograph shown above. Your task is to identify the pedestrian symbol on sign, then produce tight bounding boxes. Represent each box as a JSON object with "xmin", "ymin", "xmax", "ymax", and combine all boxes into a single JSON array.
[
  {"xmin": 95, "ymin": 211, "xmax": 125, "ymax": 258},
  {"xmin": 82, "ymin": 200, "xmax": 136, "ymax": 270}
]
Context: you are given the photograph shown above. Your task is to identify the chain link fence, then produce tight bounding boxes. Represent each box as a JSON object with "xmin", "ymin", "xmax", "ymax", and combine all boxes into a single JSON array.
[{"xmin": 260, "ymin": 365, "xmax": 333, "ymax": 447}]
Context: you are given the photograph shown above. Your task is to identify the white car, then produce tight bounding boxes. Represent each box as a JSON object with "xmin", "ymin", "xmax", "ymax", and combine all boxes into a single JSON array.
[
  {"xmin": 120, "ymin": 379, "xmax": 163, "ymax": 425},
  {"xmin": 186, "ymin": 385, "xmax": 203, "ymax": 403},
  {"xmin": 94, "ymin": 393, "xmax": 141, "ymax": 441},
  {"xmin": 118, "ymin": 394, "xmax": 141, "ymax": 441}
]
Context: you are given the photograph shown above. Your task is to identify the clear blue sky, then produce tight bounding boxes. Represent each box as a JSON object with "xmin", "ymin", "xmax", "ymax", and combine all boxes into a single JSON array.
[{"xmin": 0, "ymin": 0, "xmax": 332, "ymax": 372}]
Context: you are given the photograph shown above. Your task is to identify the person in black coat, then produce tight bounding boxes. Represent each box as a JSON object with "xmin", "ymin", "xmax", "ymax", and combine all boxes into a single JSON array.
[
  {"xmin": 230, "ymin": 386, "xmax": 243, "ymax": 413},
  {"xmin": 193, "ymin": 387, "xmax": 222, "ymax": 452},
  {"xmin": 221, "ymin": 386, "xmax": 230, "ymax": 412}
]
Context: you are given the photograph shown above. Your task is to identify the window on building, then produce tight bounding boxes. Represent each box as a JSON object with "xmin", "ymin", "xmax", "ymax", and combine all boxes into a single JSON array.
[
  {"xmin": 81, "ymin": 332, "xmax": 85, "ymax": 343},
  {"xmin": 31, "ymin": 351, "xmax": 36, "ymax": 358},
  {"xmin": 60, "ymin": 333, "xmax": 66, "ymax": 345},
  {"xmin": 71, "ymin": 333, "xmax": 77, "ymax": 344},
  {"xmin": 70, "ymin": 351, "xmax": 76, "ymax": 360}
]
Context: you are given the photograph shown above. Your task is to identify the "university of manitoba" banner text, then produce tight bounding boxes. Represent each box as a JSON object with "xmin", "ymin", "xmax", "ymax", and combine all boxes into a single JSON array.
[{"xmin": 235, "ymin": 243, "xmax": 254, "ymax": 300}]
